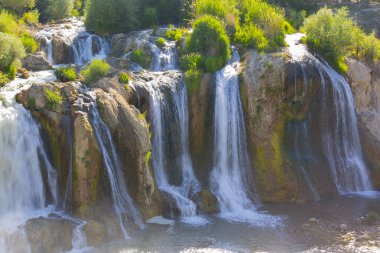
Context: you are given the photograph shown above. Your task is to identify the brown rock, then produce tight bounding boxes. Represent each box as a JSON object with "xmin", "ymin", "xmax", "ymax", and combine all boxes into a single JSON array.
[{"xmin": 21, "ymin": 52, "xmax": 52, "ymax": 71}]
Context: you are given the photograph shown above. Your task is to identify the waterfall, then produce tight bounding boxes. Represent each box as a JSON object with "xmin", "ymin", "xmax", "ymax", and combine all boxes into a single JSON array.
[
  {"xmin": 210, "ymin": 49, "xmax": 280, "ymax": 226},
  {"xmin": 286, "ymin": 33, "xmax": 372, "ymax": 194},
  {"xmin": 0, "ymin": 71, "xmax": 58, "ymax": 252},
  {"xmin": 36, "ymin": 31, "xmax": 53, "ymax": 64},
  {"xmin": 149, "ymin": 40, "xmax": 178, "ymax": 72},
  {"xmin": 72, "ymin": 33, "xmax": 110, "ymax": 65},
  {"xmin": 88, "ymin": 96, "xmax": 143, "ymax": 238}
]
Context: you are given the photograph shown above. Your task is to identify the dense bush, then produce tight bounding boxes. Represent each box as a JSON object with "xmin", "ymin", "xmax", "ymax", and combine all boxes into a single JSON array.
[
  {"xmin": 81, "ymin": 59, "xmax": 110, "ymax": 84},
  {"xmin": 55, "ymin": 66, "xmax": 77, "ymax": 82},
  {"xmin": 0, "ymin": 71, "xmax": 10, "ymax": 87},
  {"xmin": 234, "ymin": 23, "xmax": 268, "ymax": 51},
  {"xmin": 166, "ymin": 27, "xmax": 186, "ymax": 42},
  {"xmin": 130, "ymin": 49, "xmax": 150, "ymax": 69},
  {"xmin": 157, "ymin": 37, "xmax": 166, "ymax": 48},
  {"xmin": 20, "ymin": 33, "xmax": 39, "ymax": 54},
  {"xmin": 21, "ymin": 10, "xmax": 40, "ymax": 26},
  {"xmin": 118, "ymin": 72, "xmax": 130, "ymax": 84},
  {"xmin": 180, "ymin": 53, "xmax": 203, "ymax": 71},
  {"xmin": 1, "ymin": 0, "xmax": 35, "ymax": 12},
  {"xmin": 0, "ymin": 32, "xmax": 25, "ymax": 72},
  {"xmin": 186, "ymin": 15, "xmax": 230, "ymax": 72},
  {"xmin": 0, "ymin": 10, "xmax": 21, "ymax": 35},
  {"xmin": 302, "ymin": 7, "xmax": 380, "ymax": 69},
  {"xmin": 47, "ymin": 0, "xmax": 73, "ymax": 20},
  {"xmin": 85, "ymin": 0, "xmax": 139, "ymax": 34},
  {"xmin": 44, "ymin": 88, "xmax": 62, "ymax": 110}
]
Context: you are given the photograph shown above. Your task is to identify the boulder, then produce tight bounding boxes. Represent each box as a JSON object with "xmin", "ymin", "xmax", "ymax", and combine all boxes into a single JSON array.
[
  {"xmin": 21, "ymin": 52, "xmax": 53, "ymax": 71},
  {"xmin": 110, "ymin": 32, "xmax": 141, "ymax": 58},
  {"xmin": 192, "ymin": 190, "xmax": 218, "ymax": 214},
  {"xmin": 52, "ymin": 36, "xmax": 74, "ymax": 64}
]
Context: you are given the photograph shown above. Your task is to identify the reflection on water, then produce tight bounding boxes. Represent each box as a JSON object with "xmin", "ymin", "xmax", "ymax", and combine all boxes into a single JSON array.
[{"xmin": 89, "ymin": 193, "xmax": 380, "ymax": 253}]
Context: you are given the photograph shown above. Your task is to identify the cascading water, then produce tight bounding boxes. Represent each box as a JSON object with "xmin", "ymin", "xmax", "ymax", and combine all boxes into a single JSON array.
[
  {"xmin": 87, "ymin": 94, "xmax": 143, "ymax": 238},
  {"xmin": 0, "ymin": 72, "xmax": 58, "ymax": 252},
  {"xmin": 149, "ymin": 39, "xmax": 178, "ymax": 72},
  {"xmin": 72, "ymin": 33, "xmax": 110, "ymax": 65},
  {"xmin": 36, "ymin": 31, "xmax": 53, "ymax": 64},
  {"xmin": 286, "ymin": 33, "xmax": 372, "ymax": 194},
  {"xmin": 210, "ymin": 49, "xmax": 280, "ymax": 226}
]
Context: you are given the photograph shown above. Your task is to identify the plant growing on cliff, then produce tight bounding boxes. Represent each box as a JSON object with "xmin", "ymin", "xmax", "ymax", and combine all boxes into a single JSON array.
[
  {"xmin": 81, "ymin": 59, "xmax": 110, "ymax": 84},
  {"xmin": 157, "ymin": 37, "xmax": 166, "ymax": 48},
  {"xmin": 44, "ymin": 88, "xmax": 63, "ymax": 110},
  {"xmin": 186, "ymin": 15, "xmax": 230, "ymax": 73},
  {"xmin": 0, "ymin": 32, "xmax": 25, "ymax": 72},
  {"xmin": 130, "ymin": 49, "xmax": 150, "ymax": 69},
  {"xmin": 118, "ymin": 72, "xmax": 130, "ymax": 84},
  {"xmin": 55, "ymin": 66, "xmax": 77, "ymax": 82},
  {"xmin": 20, "ymin": 33, "xmax": 39, "ymax": 54},
  {"xmin": 0, "ymin": 72, "xmax": 10, "ymax": 87}
]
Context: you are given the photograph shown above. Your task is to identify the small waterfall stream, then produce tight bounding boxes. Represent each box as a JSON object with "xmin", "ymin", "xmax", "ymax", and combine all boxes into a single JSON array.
[
  {"xmin": 87, "ymin": 94, "xmax": 143, "ymax": 238},
  {"xmin": 0, "ymin": 72, "xmax": 58, "ymax": 252},
  {"xmin": 210, "ymin": 50, "xmax": 281, "ymax": 226},
  {"xmin": 286, "ymin": 33, "xmax": 372, "ymax": 194},
  {"xmin": 72, "ymin": 33, "xmax": 110, "ymax": 65}
]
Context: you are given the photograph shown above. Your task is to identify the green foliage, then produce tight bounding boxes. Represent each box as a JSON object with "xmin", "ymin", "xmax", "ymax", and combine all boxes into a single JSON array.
[
  {"xmin": 0, "ymin": 71, "xmax": 10, "ymax": 87},
  {"xmin": 85, "ymin": 0, "xmax": 139, "ymax": 34},
  {"xmin": 234, "ymin": 23, "xmax": 268, "ymax": 51},
  {"xmin": 186, "ymin": 15, "xmax": 230, "ymax": 73},
  {"xmin": 180, "ymin": 53, "xmax": 203, "ymax": 71},
  {"xmin": 55, "ymin": 66, "xmax": 77, "ymax": 82},
  {"xmin": 145, "ymin": 150, "xmax": 151, "ymax": 167},
  {"xmin": 47, "ymin": 0, "xmax": 73, "ymax": 20},
  {"xmin": 166, "ymin": 28, "xmax": 185, "ymax": 42},
  {"xmin": 157, "ymin": 37, "xmax": 166, "ymax": 48},
  {"xmin": 141, "ymin": 7, "xmax": 158, "ymax": 27},
  {"xmin": 0, "ymin": 10, "xmax": 21, "ymax": 35},
  {"xmin": 6, "ymin": 64, "xmax": 16, "ymax": 80},
  {"xmin": 20, "ymin": 33, "xmax": 39, "ymax": 54},
  {"xmin": 118, "ymin": 72, "xmax": 129, "ymax": 84},
  {"xmin": 21, "ymin": 10, "xmax": 40, "ymax": 26},
  {"xmin": 302, "ymin": 7, "xmax": 380, "ymax": 67},
  {"xmin": 44, "ymin": 88, "xmax": 63, "ymax": 110},
  {"xmin": 193, "ymin": 0, "xmax": 238, "ymax": 20},
  {"xmin": 239, "ymin": 0, "xmax": 287, "ymax": 48},
  {"xmin": 81, "ymin": 59, "xmax": 110, "ymax": 84},
  {"xmin": 0, "ymin": 32, "xmax": 25, "ymax": 72},
  {"xmin": 1, "ymin": 0, "xmax": 36, "ymax": 12},
  {"xmin": 285, "ymin": 8, "xmax": 306, "ymax": 29},
  {"xmin": 130, "ymin": 49, "xmax": 150, "ymax": 69}
]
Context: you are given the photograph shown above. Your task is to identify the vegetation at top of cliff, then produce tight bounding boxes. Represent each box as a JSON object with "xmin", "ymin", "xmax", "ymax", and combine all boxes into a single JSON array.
[
  {"xmin": 186, "ymin": 15, "xmax": 231, "ymax": 73},
  {"xmin": 302, "ymin": 7, "xmax": 380, "ymax": 72},
  {"xmin": 44, "ymin": 88, "xmax": 63, "ymax": 110},
  {"xmin": 81, "ymin": 59, "xmax": 110, "ymax": 84},
  {"xmin": 55, "ymin": 66, "xmax": 77, "ymax": 82}
]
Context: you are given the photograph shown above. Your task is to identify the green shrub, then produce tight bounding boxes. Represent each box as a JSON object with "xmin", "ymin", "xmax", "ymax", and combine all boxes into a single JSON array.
[
  {"xmin": 302, "ymin": 7, "xmax": 380, "ymax": 67},
  {"xmin": 1, "ymin": 0, "xmax": 35, "ymax": 12},
  {"xmin": 0, "ymin": 10, "xmax": 21, "ymax": 35},
  {"xmin": 21, "ymin": 10, "xmax": 40, "ymax": 26},
  {"xmin": 0, "ymin": 32, "xmax": 25, "ymax": 72},
  {"xmin": 142, "ymin": 7, "xmax": 158, "ymax": 27},
  {"xmin": 6, "ymin": 64, "xmax": 16, "ymax": 80},
  {"xmin": 130, "ymin": 49, "xmax": 150, "ymax": 69},
  {"xmin": 157, "ymin": 37, "xmax": 166, "ymax": 48},
  {"xmin": 85, "ymin": 0, "xmax": 139, "ymax": 34},
  {"xmin": 186, "ymin": 15, "xmax": 230, "ymax": 73},
  {"xmin": 0, "ymin": 71, "xmax": 10, "ymax": 87},
  {"xmin": 359, "ymin": 31, "xmax": 380, "ymax": 63},
  {"xmin": 180, "ymin": 53, "xmax": 204, "ymax": 71},
  {"xmin": 193, "ymin": 0, "xmax": 238, "ymax": 20},
  {"xmin": 118, "ymin": 72, "xmax": 130, "ymax": 84},
  {"xmin": 44, "ymin": 88, "xmax": 63, "ymax": 110},
  {"xmin": 165, "ymin": 28, "xmax": 185, "ymax": 42},
  {"xmin": 285, "ymin": 8, "xmax": 307, "ymax": 30},
  {"xmin": 81, "ymin": 59, "xmax": 110, "ymax": 84},
  {"xmin": 47, "ymin": 0, "xmax": 73, "ymax": 20},
  {"xmin": 20, "ymin": 33, "xmax": 39, "ymax": 54},
  {"xmin": 234, "ymin": 23, "xmax": 268, "ymax": 51},
  {"xmin": 55, "ymin": 66, "xmax": 77, "ymax": 82}
]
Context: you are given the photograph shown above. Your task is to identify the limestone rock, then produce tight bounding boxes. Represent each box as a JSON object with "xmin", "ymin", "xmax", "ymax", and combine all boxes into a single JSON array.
[
  {"xmin": 21, "ymin": 52, "xmax": 53, "ymax": 71},
  {"xmin": 193, "ymin": 190, "xmax": 219, "ymax": 214}
]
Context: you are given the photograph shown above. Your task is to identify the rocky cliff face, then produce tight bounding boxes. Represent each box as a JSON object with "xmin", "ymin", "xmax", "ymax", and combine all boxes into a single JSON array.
[{"xmin": 347, "ymin": 59, "xmax": 380, "ymax": 188}]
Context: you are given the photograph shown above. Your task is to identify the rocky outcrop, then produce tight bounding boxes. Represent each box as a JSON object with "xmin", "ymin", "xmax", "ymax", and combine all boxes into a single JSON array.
[
  {"xmin": 110, "ymin": 33, "xmax": 141, "ymax": 58},
  {"xmin": 51, "ymin": 36, "xmax": 74, "ymax": 64},
  {"xmin": 95, "ymin": 83, "xmax": 162, "ymax": 219},
  {"xmin": 22, "ymin": 52, "xmax": 53, "ymax": 71},
  {"xmin": 347, "ymin": 59, "xmax": 380, "ymax": 188}
]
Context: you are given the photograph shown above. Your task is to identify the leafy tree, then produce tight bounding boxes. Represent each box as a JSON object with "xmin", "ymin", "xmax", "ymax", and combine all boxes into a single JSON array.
[
  {"xmin": 47, "ymin": 0, "xmax": 73, "ymax": 20},
  {"xmin": 0, "ymin": 32, "xmax": 25, "ymax": 71},
  {"xmin": 85, "ymin": 0, "xmax": 139, "ymax": 34},
  {"xmin": 1, "ymin": 0, "xmax": 35, "ymax": 13}
]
